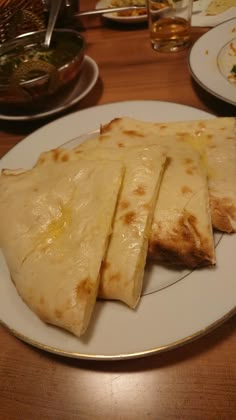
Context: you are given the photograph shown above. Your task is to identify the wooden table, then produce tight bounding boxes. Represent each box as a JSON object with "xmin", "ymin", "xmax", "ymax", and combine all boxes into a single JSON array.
[{"xmin": 0, "ymin": 1, "xmax": 235, "ymax": 419}]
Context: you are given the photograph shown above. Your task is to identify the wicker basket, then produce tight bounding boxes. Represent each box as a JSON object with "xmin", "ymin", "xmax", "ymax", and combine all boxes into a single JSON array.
[{"xmin": 0, "ymin": 0, "xmax": 46, "ymax": 44}]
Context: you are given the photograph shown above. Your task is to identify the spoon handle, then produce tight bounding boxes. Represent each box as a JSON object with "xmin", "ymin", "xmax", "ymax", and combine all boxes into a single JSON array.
[
  {"xmin": 44, "ymin": 0, "xmax": 63, "ymax": 48},
  {"xmin": 75, "ymin": 5, "xmax": 147, "ymax": 17}
]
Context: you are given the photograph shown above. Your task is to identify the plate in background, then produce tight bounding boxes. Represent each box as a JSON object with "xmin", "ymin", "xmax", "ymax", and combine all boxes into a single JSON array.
[
  {"xmin": 189, "ymin": 18, "xmax": 236, "ymax": 106},
  {"xmin": 192, "ymin": 0, "xmax": 236, "ymax": 27},
  {"xmin": 96, "ymin": 0, "xmax": 147, "ymax": 23}
]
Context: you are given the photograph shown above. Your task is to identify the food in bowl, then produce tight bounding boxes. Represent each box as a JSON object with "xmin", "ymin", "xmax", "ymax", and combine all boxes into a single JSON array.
[{"xmin": 0, "ymin": 29, "xmax": 85, "ymax": 114}]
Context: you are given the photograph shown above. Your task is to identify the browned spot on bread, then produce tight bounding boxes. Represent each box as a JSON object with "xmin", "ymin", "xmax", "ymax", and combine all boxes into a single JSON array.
[
  {"xmin": 177, "ymin": 132, "xmax": 189, "ymax": 137},
  {"xmin": 101, "ymin": 260, "xmax": 110, "ymax": 270},
  {"xmin": 38, "ymin": 156, "xmax": 45, "ymax": 164},
  {"xmin": 208, "ymin": 144, "xmax": 216, "ymax": 149},
  {"xmin": 186, "ymin": 167, "xmax": 194, "ymax": 175},
  {"xmin": 184, "ymin": 158, "xmax": 197, "ymax": 175},
  {"xmin": 177, "ymin": 137, "xmax": 186, "ymax": 143},
  {"xmin": 121, "ymin": 211, "xmax": 136, "ymax": 225},
  {"xmin": 75, "ymin": 150, "xmax": 82, "ymax": 154},
  {"xmin": 100, "ymin": 118, "xmax": 121, "ymax": 134},
  {"xmin": 119, "ymin": 200, "xmax": 130, "ymax": 210},
  {"xmin": 109, "ymin": 273, "xmax": 121, "ymax": 282},
  {"xmin": 143, "ymin": 202, "xmax": 151, "ymax": 211},
  {"xmin": 61, "ymin": 153, "xmax": 69, "ymax": 162},
  {"xmin": 76, "ymin": 278, "xmax": 92, "ymax": 300},
  {"xmin": 55, "ymin": 309, "xmax": 63, "ymax": 319},
  {"xmin": 199, "ymin": 122, "xmax": 206, "ymax": 129},
  {"xmin": 33, "ymin": 187, "xmax": 39, "ymax": 192},
  {"xmin": 181, "ymin": 186, "xmax": 193, "ymax": 195},
  {"xmin": 133, "ymin": 184, "xmax": 146, "ymax": 196},
  {"xmin": 99, "ymin": 134, "xmax": 110, "ymax": 142},
  {"xmin": 186, "ymin": 214, "xmax": 199, "ymax": 239},
  {"xmin": 118, "ymin": 143, "xmax": 124, "ymax": 148},
  {"xmin": 35, "ymin": 306, "xmax": 47, "ymax": 322},
  {"xmin": 123, "ymin": 130, "xmax": 145, "ymax": 137},
  {"xmin": 40, "ymin": 296, "xmax": 45, "ymax": 305},
  {"xmin": 148, "ymin": 211, "xmax": 215, "ymax": 268},
  {"xmin": 52, "ymin": 149, "xmax": 61, "ymax": 161},
  {"xmin": 2, "ymin": 169, "xmax": 27, "ymax": 177},
  {"xmin": 40, "ymin": 244, "xmax": 50, "ymax": 253},
  {"xmin": 207, "ymin": 134, "xmax": 213, "ymax": 139},
  {"xmin": 156, "ymin": 124, "xmax": 167, "ymax": 129},
  {"xmin": 210, "ymin": 196, "xmax": 236, "ymax": 233},
  {"xmin": 185, "ymin": 158, "xmax": 194, "ymax": 165},
  {"xmin": 148, "ymin": 241, "xmax": 213, "ymax": 269}
]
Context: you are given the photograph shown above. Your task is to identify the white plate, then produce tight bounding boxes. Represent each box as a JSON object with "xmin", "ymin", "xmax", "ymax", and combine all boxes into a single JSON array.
[
  {"xmin": 192, "ymin": 0, "xmax": 236, "ymax": 27},
  {"xmin": 0, "ymin": 100, "xmax": 235, "ymax": 360},
  {"xmin": 96, "ymin": 0, "xmax": 147, "ymax": 23},
  {"xmin": 95, "ymin": 0, "xmax": 236, "ymax": 26},
  {"xmin": 189, "ymin": 18, "xmax": 236, "ymax": 106},
  {"xmin": 0, "ymin": 56, "xmax": 99, "ymax": 122}
]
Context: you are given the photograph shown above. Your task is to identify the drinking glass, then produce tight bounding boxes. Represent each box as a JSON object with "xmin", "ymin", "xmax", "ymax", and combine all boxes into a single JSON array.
[{"xmin": 147, "ymin": 0, "xmax": 194, "ymax": 52}]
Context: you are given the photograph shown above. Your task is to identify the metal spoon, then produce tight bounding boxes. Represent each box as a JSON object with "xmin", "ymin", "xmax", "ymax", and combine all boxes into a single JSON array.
[
  {"xmin": 44, "ymin": 0, "xmax": 63, "ymax": 48},
  {"xmin": 75, "ymin": 5, "xmax": 147, "ymax": 17},
  {"xmin": 74, "ymin": 5, "xmax": 171, "ymax": 18}
]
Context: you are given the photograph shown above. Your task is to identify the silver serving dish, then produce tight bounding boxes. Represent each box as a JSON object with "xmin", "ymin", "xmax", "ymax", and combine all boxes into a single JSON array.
[{"xmin": 0, "ymin": 28, "xmax": 85, "ymax": 114}]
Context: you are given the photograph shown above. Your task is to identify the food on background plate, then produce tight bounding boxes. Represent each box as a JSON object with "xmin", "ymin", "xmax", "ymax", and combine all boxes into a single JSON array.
[
  {"xmin": 79, "ymin": 116, "xmax": 236, "ymax": 234},
  {"xmin": 0, "ymin": 160, "xmax": 124, "ymax": 337},
  {"xmin": 110, "ymin": 0, "xmax": 147, "ymax": 16},
  {"xmin": 205, "ymin": 0, "xmax": 236, "ymax": 15},
  {"xmin": 227, "ymin": 43, "xmax": 236, "ymax": 83},
  {"xmin": 37, "ymin": 145, "xmax": 167, "ymax": 308},
  {"xmin": 229, "ymin": 64, "xmax": 236, "ymax": 83}
]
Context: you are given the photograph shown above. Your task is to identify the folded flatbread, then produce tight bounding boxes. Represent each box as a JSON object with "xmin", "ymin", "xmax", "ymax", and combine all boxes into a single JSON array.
[
  {"xmin": 0, "ymin": 160, "xmax": 124, "ymax": 336},
  {"xmin": 148, "ymin": 144, "xmax": 215, "ymax": 267},
  {"xmin": 76, "ymin": 116, "xmax": 236, "ymax": 233},
  {"xmin": 36, "ymin": 145, "xmax": 167, "ymax": 308},
  {"xmin": 64, "ymin": 119, "xmax": 216, "ymax": 268}
]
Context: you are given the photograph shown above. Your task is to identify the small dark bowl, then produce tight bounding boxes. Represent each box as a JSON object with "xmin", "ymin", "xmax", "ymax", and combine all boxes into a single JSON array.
[{"xmin": 0, "ymin": 29, "xmax": 85, "ymax": 114}]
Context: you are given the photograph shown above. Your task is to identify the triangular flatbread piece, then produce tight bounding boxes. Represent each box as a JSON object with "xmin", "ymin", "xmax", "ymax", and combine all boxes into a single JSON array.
[
  {"xmin": 0, "ymin": 160, "xmax": 124, "ymax": 336},
  {"xmin": 72, "ymin": 119, "xmax": 216, "ymax": 268},
  {"xmin": 36, "ymin": 145, "xmax": 167, "ymax": 307},
  {"xmin": 92, "ymin": 116, "xmax": 236, "ymax": 233}
]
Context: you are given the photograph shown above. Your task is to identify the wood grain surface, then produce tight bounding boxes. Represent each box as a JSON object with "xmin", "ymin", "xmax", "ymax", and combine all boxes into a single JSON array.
[{"xmin": 0, "ymin": 1, "xmax": 235, "ymax": 419}]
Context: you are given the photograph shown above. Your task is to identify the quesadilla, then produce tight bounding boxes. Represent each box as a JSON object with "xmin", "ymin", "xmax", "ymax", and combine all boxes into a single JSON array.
[
  {"xmin": 36, "ymin": 145, "xmax": 167, "ymax": 308},
  {"xmin": 0, "ymin": 160, "xmax": 124, "ymax": 337},
  {"xmin": 77, "ymin": 116, "xmax": 236, "ymax": 233}
]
